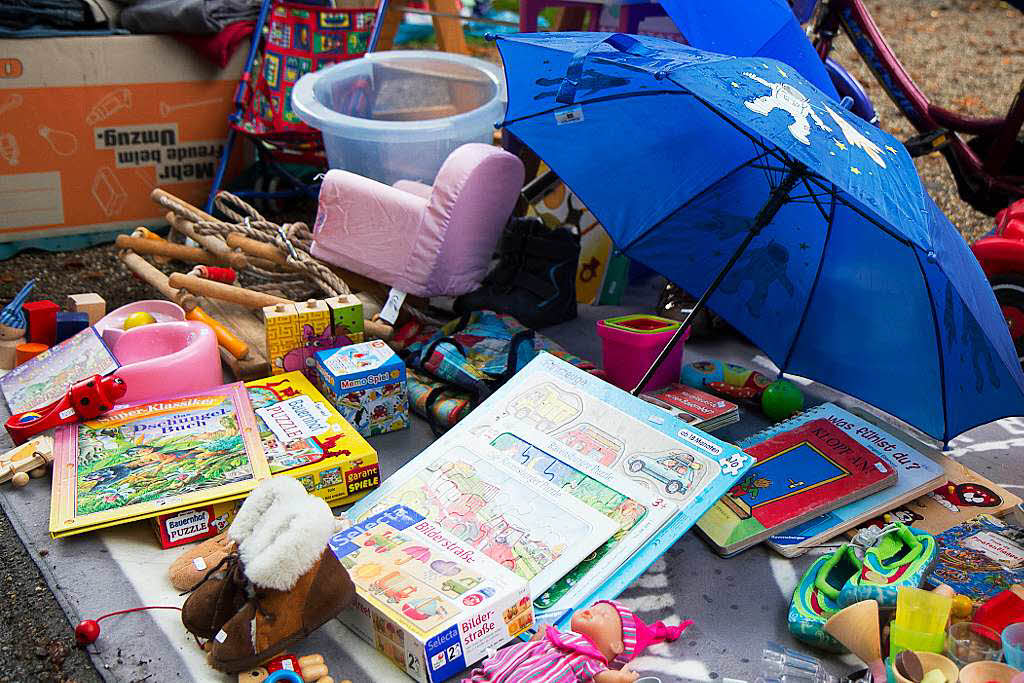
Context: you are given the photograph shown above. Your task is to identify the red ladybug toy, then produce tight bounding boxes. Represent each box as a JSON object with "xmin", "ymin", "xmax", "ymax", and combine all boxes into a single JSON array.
[{"xmin": 6, "ymin": 374, "xmax": 126, "ymax": 445}]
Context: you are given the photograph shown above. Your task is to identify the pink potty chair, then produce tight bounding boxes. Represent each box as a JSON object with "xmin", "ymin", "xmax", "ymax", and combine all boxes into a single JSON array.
[
  {"xmin": 111, "ymin": 321, "xmax": 222, "ymax": 404},
  {"xmin": 311, "ymin": 142, "xmax": 526, "ymax": 298}
]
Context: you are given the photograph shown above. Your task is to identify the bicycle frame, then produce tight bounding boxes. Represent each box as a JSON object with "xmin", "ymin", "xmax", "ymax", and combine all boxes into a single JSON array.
[{"xmin": 812, "ymin": 0, "xmax": 1024, "ymax": 214}]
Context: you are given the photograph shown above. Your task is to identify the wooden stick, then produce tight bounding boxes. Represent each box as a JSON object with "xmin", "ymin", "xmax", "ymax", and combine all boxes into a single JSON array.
[
  {"xmin": 226, "ymin": 233, "xmax": 290, "ymax": 267},
  {"xmin": 364, "ymin": 318, "xmax": 393, "ymax": 341},
  {"xmin": 115, "ymin": 234, "xmax": 228, "ymax": 266},
  {"xmin": 133, "ymin": 226, "xmax": 170, "ymax": 264},
  {"xmin": 166, "ymin": 213, "xmax": 249, "ymax": 270},
  {"xmin": 119, "ymin": 251, "xmax": 250, "ymax": 360},
  {"xmin": 152, "ymin": 188, "xmax": 218, "ymax": 222},
  {"xmin": 120, "ymin": 250, "xmax": 193, "ymax": 305},
  {"xmin": 168, "ymin": 272, "xmax": 292, "ymax": 309}
]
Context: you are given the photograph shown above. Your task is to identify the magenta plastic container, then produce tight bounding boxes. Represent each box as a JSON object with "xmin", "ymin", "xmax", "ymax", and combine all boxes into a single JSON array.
[{"xmin": 596, "ymin": 314, "xmax": 690, "ymax": 392}]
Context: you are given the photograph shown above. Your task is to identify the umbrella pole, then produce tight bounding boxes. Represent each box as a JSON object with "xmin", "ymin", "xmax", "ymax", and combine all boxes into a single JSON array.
[{"xmin": 630, "ymin": 165, "xmax": 806, "ymax": 395}]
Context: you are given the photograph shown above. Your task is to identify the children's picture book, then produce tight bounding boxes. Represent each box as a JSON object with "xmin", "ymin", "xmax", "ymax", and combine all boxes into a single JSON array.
[
  {"xmin": 926, "ymin": 514, "xmax": 1024, "ymax": 603},
  {"xmin": 696, "ymin": 418, "xmax": 898, "ymax": 556},
  {"xmin": 346, "ymin": 353, "xmax": 754, "ymax": 629},
  {"xmin": 841, "ymin": 408, "xmax": 1022, "ymax": 539},
  {"xmin": 50, "ymin": 383, "xmax": 269, "ymax": 537},
  {"xmin": 485, "ymin": 427, "xmax": 677, "ymax": 621},
  {"xmin": 344, "ymin": 432, "xmax": 619, "ymax": 597},
  {"xmin": 641, "ymin": 383, "xmax": 739, "ymax": 432},
  {"xmin": 741, "ymin": 403, "xmax": 946, "ymax": 558},
  {"xmin": 0, "ymin": 327, "xmax": 119, "ymax": 415}
]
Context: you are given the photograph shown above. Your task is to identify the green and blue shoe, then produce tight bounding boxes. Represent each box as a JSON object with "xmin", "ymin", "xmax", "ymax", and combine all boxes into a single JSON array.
[
  {"xmin": 788, "ymin": 544, "xmax": 862, "ymax": 652},
  {"xmin": 838, "ymin": 523, "xmax": 938, "ymax": 609}
]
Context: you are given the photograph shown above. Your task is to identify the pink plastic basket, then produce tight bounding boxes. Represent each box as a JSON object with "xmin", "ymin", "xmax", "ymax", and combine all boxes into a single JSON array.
[{"xmin": 596, "ymin": 314, "xmax": 689, "ymax": 392}]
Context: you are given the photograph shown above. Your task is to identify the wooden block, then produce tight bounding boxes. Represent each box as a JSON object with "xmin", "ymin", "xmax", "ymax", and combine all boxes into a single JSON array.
[
  {"xmin": 23, "ymin": 300, "xmax": 58, "ymax": 345},
  {"xmin": 55, "ymin": 311, "xmax": 89, "ymax": 344},
  {"xmin": 67, "ymin": 293, "xmax": 106, "ymax": 325},
  {"xmin": 263, "ymin": 302, "xmax": 299, "ymax": 376},
  {"xmin": 15, "ymin": 342, "xmax": 47, "ymax": 366},
  {"xmin": 0, "ymin": 337, "xmax": 23, "ymax": 370},
  {"xmin": 326, "ymin": 294, "xmax": 363, "ymax": 337}
]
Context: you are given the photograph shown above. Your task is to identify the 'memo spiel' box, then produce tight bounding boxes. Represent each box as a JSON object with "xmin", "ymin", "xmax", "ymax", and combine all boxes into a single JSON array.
[
  {"xmin": 315, "ymin": 340, "xmax": 409, "ymax": 437},
  {"xmin": 153, "ymin": 371, "xmax": 380, "ymax": 548},
  {"xmin": 331, "ymin": 505, "xmax": 532, "ymax": 683}
]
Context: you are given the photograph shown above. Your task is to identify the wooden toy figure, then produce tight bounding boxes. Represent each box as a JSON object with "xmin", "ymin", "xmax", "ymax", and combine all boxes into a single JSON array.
[
  {"xmin": 236, "ymin": 653, "xmax": 339, "ymax": 683},
  {"xmin": 0, "ymin": 279, "xmax": 35, "ymax": 339},
  {"xmin": 465, "ymin": 600, "xmax": 691, "ymax": 683}
]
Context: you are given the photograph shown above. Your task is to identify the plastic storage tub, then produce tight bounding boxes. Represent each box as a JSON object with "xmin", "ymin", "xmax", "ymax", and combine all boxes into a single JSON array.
[
  {"xmin": 292, "ymin": 50, "xmax": 505, "ymax": 186},
  {"xmin": 597, "ymin": 314, "xmax": 690, "ymax": 392}
]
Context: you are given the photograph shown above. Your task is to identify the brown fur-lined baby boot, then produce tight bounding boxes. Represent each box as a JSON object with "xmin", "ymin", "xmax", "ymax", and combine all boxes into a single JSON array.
[
  {"xmin": 206, "ymin": 483, "xmax": 354, "ymax": 673},
  {"xmin": 170, "ymin": 531, "xmax": 237, "ymax": 592},
  {"xmin": 180, "ymin": 478, "xmax": 311, "ymax": 640}
]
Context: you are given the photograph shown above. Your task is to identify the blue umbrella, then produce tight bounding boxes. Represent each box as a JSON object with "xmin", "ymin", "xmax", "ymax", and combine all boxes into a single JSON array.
[
  {"xmin": 495, "ymin": 32, "xmax": 1024, "ymax": 442},
  {"xmin": 659, "ymin": 0, "xmax": 839, "ymax": 100}
]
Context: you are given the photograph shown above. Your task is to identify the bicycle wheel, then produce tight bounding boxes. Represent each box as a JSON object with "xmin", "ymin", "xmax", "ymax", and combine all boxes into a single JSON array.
[{"xmin": 991, "ymin": 274, "xmax": 1024, "ymax": 367}]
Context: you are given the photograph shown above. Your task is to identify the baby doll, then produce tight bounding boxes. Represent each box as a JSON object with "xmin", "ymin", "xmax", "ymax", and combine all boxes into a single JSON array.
[{"xmin": 465, "ymin": 600, "xmax": 691, "ymax": 683}]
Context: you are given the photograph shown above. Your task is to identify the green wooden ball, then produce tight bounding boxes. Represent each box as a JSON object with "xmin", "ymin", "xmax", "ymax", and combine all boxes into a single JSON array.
[{"xmin": 761, "ymin": 379, "xmax": 804, "ymax": 421}]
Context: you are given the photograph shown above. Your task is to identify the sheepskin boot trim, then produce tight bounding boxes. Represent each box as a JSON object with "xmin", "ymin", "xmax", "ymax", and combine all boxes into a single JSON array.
[
  {"xmin": 227, "ymin": 477, "xmax": 306, "ymax": 545},
  {"xmin": 238, "ymin": 490, "xmax": 336, "ymax": 592}
]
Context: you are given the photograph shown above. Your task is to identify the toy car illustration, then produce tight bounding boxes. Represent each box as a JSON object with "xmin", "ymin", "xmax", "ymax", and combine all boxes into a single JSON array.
[
  {"xmin": 626, "ymin": 451, "xmax": 703, "ymax": 495},
  {"xmin": 505, "ymin": 383, "xmax": 582, "ymax": 432},
  {"xmin": 441, "ymin": 575, "xmax": 483, "ymax": 596}
]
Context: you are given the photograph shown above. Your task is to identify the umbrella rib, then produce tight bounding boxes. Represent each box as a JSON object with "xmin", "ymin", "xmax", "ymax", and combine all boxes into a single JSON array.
[
  {"xmin": 799, "ymin": 177, "xmax": 833, "ymax": 225},
  {"xmin": 803, "ymin": 176, "xmax": 914, "ymax": 247},
  {"xmin": 618, "ymin": 152, "xmax": 775, "ymax": 251},
  {"xmin": 912, "ymin": 248, "xmax": 951, "ymax": 444},
  {"xmin": 778, "ymin": 183, "xmax": 837, "ymax": 376},
  {"xmin": 499, "ymin": 89, "xmax": 687, "ymax": 127}
]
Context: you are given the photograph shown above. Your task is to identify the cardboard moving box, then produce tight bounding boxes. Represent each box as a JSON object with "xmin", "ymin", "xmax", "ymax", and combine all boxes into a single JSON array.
[{"xmin": 0, "ymin": 35, "xmax": 246, "ymax": 245}]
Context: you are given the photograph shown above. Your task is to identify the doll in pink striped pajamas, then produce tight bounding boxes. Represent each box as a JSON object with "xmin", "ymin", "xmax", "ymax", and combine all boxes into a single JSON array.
[{"xmin": 464, "ymin": 600, "xmax": 691, "ymax": 683}]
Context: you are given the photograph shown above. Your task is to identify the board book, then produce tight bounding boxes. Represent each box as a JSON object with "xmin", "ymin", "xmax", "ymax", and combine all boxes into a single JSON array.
[
  {"xmin": 1, "ymin": 327, "xmax": 119, "ymax": 415},
  {"xmin": 330, "ymin": 504, "xmax": 533, "ymax": 683},
  {"xmin": 50, "ymin": 383, "xmax": 270, "ymax": 538},
  {"xmin": 696, "ymin": 418, "xmax": 897, "ymax": 556},
  {"xmin": 926, "ymin": 514, "xmax": 1024, "ymax": 603},
  {"xmin": 345, "ymin": 352, "xmax": 754, "ymax": 629},
  {"xmin": 740, "ymin": 403, "xmax": 945, "ymax": 557},
  {"xmin": 841, "ymin": 408, "xmax": 1022, "ymax": 539},
  {"xmin": 640, "ymin": 383, "xmax": 739, "ymax": 432},
  {"xmin": 151, "ymin": 372, "xmax": 381, "ymax": 548}
]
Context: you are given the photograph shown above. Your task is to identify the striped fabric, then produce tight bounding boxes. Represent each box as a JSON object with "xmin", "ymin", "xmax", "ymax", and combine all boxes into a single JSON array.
[{"xmin": 464, "ymin": 626, "xmax": 609, "ymax": 682}]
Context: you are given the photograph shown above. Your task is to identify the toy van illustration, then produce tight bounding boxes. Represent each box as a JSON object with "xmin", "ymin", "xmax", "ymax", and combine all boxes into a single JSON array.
[
  {"xmin": 626, "ymin": 450, "xmax": 705, "ymax": 496},
  {"xmin": 556, "ymin": 423, "xmax": 624, "ymax": 466},
  {"xmin": 441, "ymin": 575, "xmax": 483, "ymax": 596},
  {"xmin": 505, "ymin": 382, "xmax": 582, "ymax": 432}
]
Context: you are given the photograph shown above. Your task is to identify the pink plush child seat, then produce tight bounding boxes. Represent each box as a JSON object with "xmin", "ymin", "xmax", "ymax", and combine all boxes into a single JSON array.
[{"xmin": 311, "ymin": 142, "xmax": 525, "ymax": 298}]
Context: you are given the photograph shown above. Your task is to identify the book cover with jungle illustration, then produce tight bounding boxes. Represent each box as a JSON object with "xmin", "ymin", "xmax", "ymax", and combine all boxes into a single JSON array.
[{"xmin": 50, "ymin": 383, "xmax": 269, "ymax": 537}]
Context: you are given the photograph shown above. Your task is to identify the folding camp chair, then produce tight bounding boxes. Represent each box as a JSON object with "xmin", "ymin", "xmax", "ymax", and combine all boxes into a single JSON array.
[{"xmin": 205, "ymin": 0, "xmax": 377, "ymax": 213}]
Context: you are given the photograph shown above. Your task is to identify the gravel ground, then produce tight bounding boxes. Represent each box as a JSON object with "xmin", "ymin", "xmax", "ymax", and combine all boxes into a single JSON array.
[{"xmin": 0, "ymin": 2, "xmax": 1018, "ymax": 681}]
